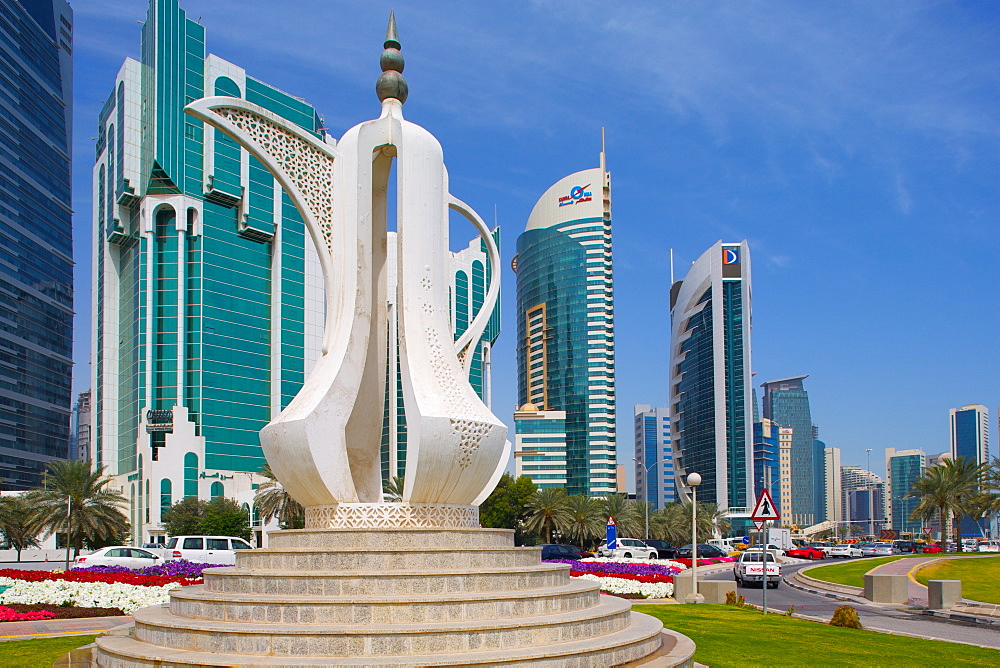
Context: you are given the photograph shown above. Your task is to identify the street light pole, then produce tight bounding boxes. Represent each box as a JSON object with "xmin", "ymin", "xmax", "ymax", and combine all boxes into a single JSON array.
[
  {"xmin": 633, "ymin": 457, "xmax": 656, "ymax": 540},
  {"xmin": 685, "ymin": 472, "xmax": 704, "ymax": 604},
  {"xmin": 865, "ymin": 448, "xmax": 873, "ymax": 540}
]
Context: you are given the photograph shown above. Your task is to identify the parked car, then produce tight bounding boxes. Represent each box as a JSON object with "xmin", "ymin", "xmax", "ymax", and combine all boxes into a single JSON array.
[
  {"xmin": 786, "ymin": 546, "xmax": 825, "ymax": 560},
  {"xmin": 675, "ymin": 543, "xmax": 728, "ymax": 559},
  {"xmin": 559, "ymin": 544, "xmax": 595, "ymax": 558},
  {"xmin": 806, "ymin": 541, "xmax": 836, "ymax": 556},
  {"xmin": 828, "ymin": 544, "xmax": 863, "ymax": 558},
  {"xmin": 742, "ymin": 544, "xmax": 786, "ymax": 557},
  {"xmin": 539, "ymin": 544, "xmax": 589, "ymax": 561},
  {"xmin": 641, "ymin": 539, "xmax": 678, "ymax": 559},
  {"xmin": 165, "ymin": 535, "xmax": 253, "ymax": 564},
  {"xmin": 733, "ymin": 550, "xmax": 781, "ymax": 588},
  {"xmin": 892, "ymin": 540, "xmax": 918, "ymax": 554},
  {"xmin": 920, "ymin": 543, "xmax": 943, "ymax": 553},
  {"xmin": 596, "ymin": 538, "xmax": 657, "ymax": 560},
  {"xmin": 976, "ymin": 540, "xmax": 1000, "ymax": 553},
  {"xmin": 74, "ymin": 546, "xmax": 162, "ymax": 570},
  {"xmin": 860, "ymin": 542, "xmax": 898, "ymax": 557}
]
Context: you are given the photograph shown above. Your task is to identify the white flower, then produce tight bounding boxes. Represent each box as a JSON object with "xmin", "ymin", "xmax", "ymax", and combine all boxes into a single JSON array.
[
  {"xmin": 574, "ymin": 573, "xmax": 674, "ymax": 599},
  {"xmin": 0, "ymin": 579, "xmax": 179, "ymax": 613}
]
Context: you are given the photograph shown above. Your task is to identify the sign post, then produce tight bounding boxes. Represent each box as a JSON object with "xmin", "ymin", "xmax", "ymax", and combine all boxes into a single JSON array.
[
  {"xmin": 606, "ymin": 517, "xmax": 617, "ymax": 551},
  {"xmin": 750, "ymin": 488, "xmax": 781, "ymax": 615}
]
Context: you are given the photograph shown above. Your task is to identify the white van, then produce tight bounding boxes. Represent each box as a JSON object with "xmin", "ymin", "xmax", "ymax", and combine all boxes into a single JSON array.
[{"xmin": 166, "ymin": 535, "xmax": 253, "ymax": 564}]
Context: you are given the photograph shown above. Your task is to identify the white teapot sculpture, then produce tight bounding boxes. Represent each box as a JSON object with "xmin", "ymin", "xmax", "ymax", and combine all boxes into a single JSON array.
[{"xmin": 185, "ymin": 15, "xmax": 508, "ymax": 528}]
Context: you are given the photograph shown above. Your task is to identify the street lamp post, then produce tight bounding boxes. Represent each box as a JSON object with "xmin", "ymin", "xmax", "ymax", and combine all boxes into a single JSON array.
[
  {"xmin": 633, "ymin": 457, "xmax": 656, "ymax": 540},
  {"xmin": 685, "ymin": 472, "xmax": 704, "ymax": 604}
]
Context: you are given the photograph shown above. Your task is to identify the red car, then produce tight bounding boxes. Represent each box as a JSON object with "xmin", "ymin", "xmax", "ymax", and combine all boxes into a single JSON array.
[
  {"xmin": 920, "ymin": 543, "xmax": 942, "ymax": 553},
  {"xmin": 786, "ymin": 546, "xmax": 826, "ymax": 560}
]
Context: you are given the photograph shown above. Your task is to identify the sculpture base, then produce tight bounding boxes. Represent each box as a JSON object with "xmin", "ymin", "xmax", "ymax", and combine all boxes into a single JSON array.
[
  {"xmin": 91, "ymin": 527, "xmax": 694, "ymax": 666},
  {"xmin": 304, "ymin": 502, "xmax": 479, "ymax": 528}
]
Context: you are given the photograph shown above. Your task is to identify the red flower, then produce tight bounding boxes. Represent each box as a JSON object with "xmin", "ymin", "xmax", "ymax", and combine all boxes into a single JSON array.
[{"xmin": 0, "ymin": 568, "xmax": 200, "ymax": 588}]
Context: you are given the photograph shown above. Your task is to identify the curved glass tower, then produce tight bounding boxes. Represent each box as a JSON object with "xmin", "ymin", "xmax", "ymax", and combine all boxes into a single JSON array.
[{"xmin": 513, "ymin": 154, "xmax": 615, "ymax": 496}]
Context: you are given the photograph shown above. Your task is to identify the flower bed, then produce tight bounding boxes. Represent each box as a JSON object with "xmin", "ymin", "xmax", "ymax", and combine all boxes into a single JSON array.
[
  {"xmin": 0, "ymin": 577, "xmax": 180, "ymax": 614},
  {"xmin": 0, "ymin": 603, "xmax": 125, "ymax": 620},
  {"xmin": 541, "ymin": 558, "xmax": 682, "ymax": 599},
  {"xmin": 0, "ymin": 605, "xmax": 56, "ymax": 621},
  {"xmin": 73, "ymin": 560, "xmax": 227, "ymax": 579},
  {"xmin": 0, "ymin": 568, "xmax": 201, "ymax": 588}
]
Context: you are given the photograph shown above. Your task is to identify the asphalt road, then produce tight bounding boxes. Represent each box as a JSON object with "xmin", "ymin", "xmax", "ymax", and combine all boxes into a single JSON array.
[{"xmin": 703, "ymin": 561, "xmax": 1000, "ymax": 649}]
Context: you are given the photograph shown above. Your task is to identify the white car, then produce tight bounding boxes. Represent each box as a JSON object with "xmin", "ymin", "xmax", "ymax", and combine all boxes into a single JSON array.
[
  {"xmin": 597, "ymin": 538, "xmax": 657, "ymax": 560},
  {"xmin": 742, "ymin": 544, "xmax": 785, "ymax": 558},
  {"xmin": 74, "ymin": 546, "xmax": 163, "ymax": 570},
  {"xmin": 166, "ymin": 535, "xmax": 253, "ymax": 564},
  {"xmin": 828, "ymin": 544, "xmax": 862, "ymax": 558}
]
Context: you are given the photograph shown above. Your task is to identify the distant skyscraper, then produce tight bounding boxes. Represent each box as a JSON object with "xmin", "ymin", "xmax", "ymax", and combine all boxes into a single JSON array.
[
  {"xmin": 841, "ymin": 465, "xmax": 886, "ymax": 536},
  {"xmin": 74, "ymin": 391, "xmax": 93, "ymax": 462},
  {"xmin": 513, "ymin": 151, "xmax": 615, "ymax": 496},
  {"xmin": 381, "ymin": 230, "xmax": 501, "ymax": 482},
  {"xmin": 634, "ymin": 405, "xmax": 675, "ymax": 510},
  {"xmin": 91, "ymin": 0, "xmax": 325, "ymax": 545},
  {"xmin": 762, "ymin": 376, "xmax": 822, "ymax": 525},
  {"xmin": 949, "ymin": 404, "xmax": 989, "ymax": 465},
  {"xmin": 824, "ymin": 447, "xmax": 842, "ymax": 529},
  {"xmin": 885, "ymin": 448, "xmax": 925, "ymax": 534},
  {"xmin": 669, "ymin": 241, "xmax": 754, "ymax": 511},
  {"xmin": 778, "ymin": 427, "xmax": 793, "ymax": 523},
  {"xmin": 752, "ymin": 419, "xmax": 780, "ymax": 509},
  {"xmin": 514, "ymin": 404, "xmax": 567, "ymax": 489},
  {"xmin": 0, "ymin": 0, "xmax": 74, "ymax": 489}
]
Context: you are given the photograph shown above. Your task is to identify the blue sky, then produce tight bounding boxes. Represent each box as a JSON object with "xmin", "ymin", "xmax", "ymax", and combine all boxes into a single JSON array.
[{"xmin": 70, "ymin": 1, "xmax": 999, "ymax": 488}]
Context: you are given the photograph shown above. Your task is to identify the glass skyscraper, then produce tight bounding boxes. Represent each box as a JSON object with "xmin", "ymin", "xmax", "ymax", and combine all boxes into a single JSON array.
[
  {"xmin": 634, "ymin": 405, "xmax": 675, "ymax": 510},
  {"xmin": 885, "ymin": 448, "xmax": 925, "ymax": 534},
  {"xmin": 513, "ymin": 153, "xmax": 616, "ymax": 496},
  {"xmin": 668, "ymin": 241, "xmax": 754, "ymax": 511},
  {"xmin": 0, "ymin": 0, "xmax": 74, "ymax": 489},
  {"xmin": 92, "ymin": 0, "xmax": 324, "ymax": 544},
  {"xmin": 949, "ymin": 404, "xmax": 990, "ymax": 537},
  {"xmin": 761, "ymin": 375, "xmax": 823, "ymax": 526}
]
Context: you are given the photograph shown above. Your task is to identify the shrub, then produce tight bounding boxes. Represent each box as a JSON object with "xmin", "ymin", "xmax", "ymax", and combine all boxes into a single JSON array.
[{"xmin": 829, "ymin": 605, "xmax": 863, "ymax": 629}]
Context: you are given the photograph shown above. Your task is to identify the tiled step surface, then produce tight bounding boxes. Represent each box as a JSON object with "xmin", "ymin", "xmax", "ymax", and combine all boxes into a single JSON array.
[
  {"xmin": 232, "ymin": 546, "xmax": 543, "ymax": 571},
  {"xmin": 96, "ymin": 610, "xmax": 665, "ymax": 667},
  {"xmin": 267, "ymin": 527, "xmax": 514, "ymax": 550},
  {"xmin": 169, "ymin": 580, "xmax": 601, "ymax": 623}
]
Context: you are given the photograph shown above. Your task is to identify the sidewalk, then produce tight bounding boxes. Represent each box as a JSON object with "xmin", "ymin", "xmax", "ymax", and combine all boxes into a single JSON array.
[{"xmin": 0, "ymin": 616, "xmax": 131, "ymax": 642}]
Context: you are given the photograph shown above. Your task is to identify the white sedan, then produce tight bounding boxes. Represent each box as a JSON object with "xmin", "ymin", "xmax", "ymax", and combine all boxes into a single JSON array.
[
  {"xmin": 828, "ymin": 544, "xmax": 863, "ymax": 558},
  {"xmin": 74, "ymin": 546, "xmax": 163, "ymax": 570}
]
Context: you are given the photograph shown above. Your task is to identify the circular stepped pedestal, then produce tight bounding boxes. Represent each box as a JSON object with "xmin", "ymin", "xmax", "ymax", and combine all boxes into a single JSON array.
[{"xmin": 94, "ymin": 528, "xmax": 690, "ymax": 666}]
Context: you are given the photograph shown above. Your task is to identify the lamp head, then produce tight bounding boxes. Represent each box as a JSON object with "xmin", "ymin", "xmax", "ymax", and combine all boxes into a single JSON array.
[{"xmin": 687, "ymin": 472, "xmax": 702, "ymax": 487}]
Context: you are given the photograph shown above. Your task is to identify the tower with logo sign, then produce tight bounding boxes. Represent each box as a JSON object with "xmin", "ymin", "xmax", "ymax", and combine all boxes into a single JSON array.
[{"xmin": 512, "ymin": 149, "xmax": 616, "ymax": 496}]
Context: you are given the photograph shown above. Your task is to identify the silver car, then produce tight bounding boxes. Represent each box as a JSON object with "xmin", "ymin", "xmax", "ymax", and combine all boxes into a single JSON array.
[{"xmin": 860, "ymin": 542, "xmax": 898, "ymax": 557}]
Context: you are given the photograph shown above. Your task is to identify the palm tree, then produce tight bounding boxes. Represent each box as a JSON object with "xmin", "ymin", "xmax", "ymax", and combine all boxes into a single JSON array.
[
  {"xmin": 523, "ymin": 488, "xmax": 572, "ymax": 543},
  {"xmin": 26, "ymin": 460, "xmax": 129, "ymax": 559},
  {"xmin": 561, "ymin": 495, "xmax": 604, "ymax": 547},
  {"xmin": 650, "ymin": 501, "xmax": 729, "ymax": 547},
  {"xmin": 600, "ymin": 494, "xmax": 642, "ymax": 538},
  {"xmin": 383, "ymin": 475, "xmax": 405, "ymax": 502},
  {"xmin": 906, "ymin": 456, "xmax": 985, "ymax": 548},
  {"xmin": 254, "ymin": 464, "xmax": 305, "ymax": 529},
  {"xmin": 0, "ymin": 495, "xmax": 42, "ymax": 561}
]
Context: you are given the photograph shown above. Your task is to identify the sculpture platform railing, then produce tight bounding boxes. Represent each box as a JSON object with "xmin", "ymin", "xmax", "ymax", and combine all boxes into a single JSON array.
[{"xmin": 304, "ymin": 502, "xmax": 479, "ymax": 529}]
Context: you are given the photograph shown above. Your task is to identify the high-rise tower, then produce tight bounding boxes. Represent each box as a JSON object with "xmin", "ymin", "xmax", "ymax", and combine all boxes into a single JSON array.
[
  {"xmin": 949, "ymin": 404, "xmax": 990, "ymax": 465},
  {"xmin": 668, "ymin": 241, "xmax": 754, "ymax": 511},
  {"xmin": 513, "ymin": 151, "xmax": 615, "ymax": 496},
  {"xmin": 91, "ymin": 0, "xmax": 325, "ymax": 545},
  {"xmin": 885, "ymin": 448, "xmax": 925, "ymax": 534},
  {"xmin": 634, "ymin": 405, "xmax": 675, "ymax": 510},
  {"xmin": 761, "ymin": 376, "xmax": 822, "ymax": 526},
  {"xmin": 0, "ymin": 0, "xmax": 74, "ymax": 489}
]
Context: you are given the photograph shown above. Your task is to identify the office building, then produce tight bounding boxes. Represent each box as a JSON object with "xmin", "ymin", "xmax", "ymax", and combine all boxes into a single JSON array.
[
  {"xmin": 381, "ymin": 230, "xmax": 501, "ymax": 482},
  {"xmin": 824, "ymin": 446, "xmax": 842, "ymax": 528},
  {"xmin": 949, "ymin": 404, "xmax": 990, "ymax": 465},
  {"xmin": 0, "ymin": 0, "xmax": 74, "ymax": 489},
  {"xmin": 761, "ymin": 376, "xmax": 823, "ymax": 525},
  {"xmin": 885, "ymin": 448, "xmax": 925, "ymax": 535},
  {"xmin": 513, "ymin": 403, "xmax": 567, "ymax": 489},
  {"xmin": 752, "ymin": 418, "xmax": 780, "ymax": 507},
  {"xmin": 841, "ymin": 465, "xmax": 886, "ymax": 536},
  {"xmin": 91, "ymin": 0, "xmax": 325, "ymax": 545},
  {"xmin": 778, "ymin": 427, "xmax": 793, "ymax": 522},
  {"xmin": 634, "ymin": 405, "xmax": 675, "ymax": 510},
  {"xmin": 73, "ymin": 391, "xmax": 92, "ymax": 462},
  {"xmin": 668, "ymin": 241, "xmax": 754, "ymax": 510},
  {"xmin": 513, "ymin": 152, "xmax": 615, "ymax": 495}
]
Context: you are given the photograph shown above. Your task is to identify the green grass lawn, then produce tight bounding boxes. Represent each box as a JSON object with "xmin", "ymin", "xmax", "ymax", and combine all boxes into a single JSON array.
[
  {"xmin": 804, "ymin": 554, "xmax": 928, "ymax": 587},
  {"xmin": 636, "ymin": 604, "xmax": 1000, "ymax": 667},
  {"xmin": 914, "ymin": 556, "xmax": 1000, "ymax": 604},
  {"xmin": 0, "ymin": 635, "xmax": 96, "ymax": 668}
]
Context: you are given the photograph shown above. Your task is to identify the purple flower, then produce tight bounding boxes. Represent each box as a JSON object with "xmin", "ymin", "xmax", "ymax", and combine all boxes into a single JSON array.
[
  {"xmin": 543, "ymin": 558, "xmax": 681, "ymax": 577},
  {"xmin": 72, "ymin": 560, "xmax": 228, "ymax": 578}
]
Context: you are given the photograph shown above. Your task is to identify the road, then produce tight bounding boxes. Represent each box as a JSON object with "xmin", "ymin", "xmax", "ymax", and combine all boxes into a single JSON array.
[{"xmin": 703, "ymin": 560, "xmax": 1000, "ymax": 649}]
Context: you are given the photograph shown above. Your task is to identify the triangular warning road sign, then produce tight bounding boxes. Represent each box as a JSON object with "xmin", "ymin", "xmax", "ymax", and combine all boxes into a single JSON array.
[{"xmin": 750, "ymin": 489, "xmax": 780, "ymax": 522}]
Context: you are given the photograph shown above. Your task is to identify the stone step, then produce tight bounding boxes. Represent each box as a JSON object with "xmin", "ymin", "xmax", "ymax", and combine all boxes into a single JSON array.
[
  {"xmin": 202, "ymin": 564, "xmax": 571, "ymax": 596},
  {"xmin": 267, "ymin": 527, "xmax": 515, "ymax": 550},
  {"xmin": 232, "ymin": 546, "xmax": 543, "ymax": 572},
  {"xmin": 96, "ymin": 609, "xmax": 665, "ymax": 666},
  {"xmin": 130, "ymin": 597, "xmax": 635, "ymax": 657},
  {"xmin": 169, "ymin": 579, "xmax": 602, "ymax": 624}
]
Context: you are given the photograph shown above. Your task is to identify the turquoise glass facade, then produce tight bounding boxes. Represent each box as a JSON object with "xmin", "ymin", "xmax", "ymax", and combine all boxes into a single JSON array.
[
  {"xmin": 761, "ymin": 376, "xmax": 821, "ymax": 525},
  {"xmin": 0, "ymin": 0, "xmax": 73, "ymax": 489},
  {"xmin": 888, "ymin": 452, "xmax": 924, "ymax": 534},
  {"xmin": 93, "ymin": 0, "xmax": 323, "ymax": 543}
]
